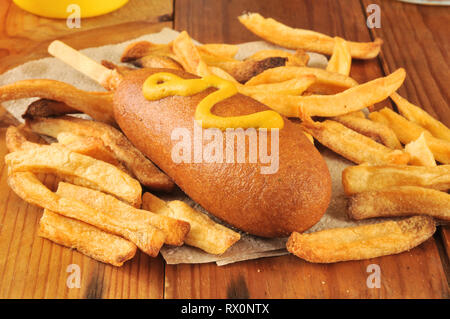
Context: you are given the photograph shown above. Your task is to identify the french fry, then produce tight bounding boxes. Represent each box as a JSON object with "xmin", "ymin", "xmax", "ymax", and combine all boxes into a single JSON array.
[
  {"xmin": 247, "ymin": 49, "xmax": 309, "ymax": 67},
  {"xmin": 122, "ymin": 41, "xmax": 237, "ymax": 63},
  {"xmin": 22, "ymin": 99, "xmax": 80, "ymax": 119},
  {"xmin": 287, "ymin": 216, "xmax": 435, "ymax": 263},
  {"xmin": 405, "ymin": 133, "xmax": 436, "ymax": 167},
  {"xmin": 326, "ymin": 37, "xmax": 351, "ymax": 76},
  {"xmin": 342, "ymin": 164, "xmax": 450, "ymax": 195},
  {"xmin": 0, "ymin": 104, "xmax": 19, "ymax": 128},
  {"xmin": 121, "ymin": 41, "xmax": 174, "ymax": 62},
  {"xmin": 332, "ymin": 114, "xmax": 402, "ymax": 149},
  {"xmin": 301, "ymin": 120, "xmax": 410, "ymax": 165},
  {"xmin": 101, "ymin": 60, "xmax": 136, "ymax": 76},
  {"xmin": 369, "ymin": 108, "xmax": 450, "ymax": 164},
  {"xmin": 130, "ymin": 55, "xmax": 183, "ymax": 70},
  {"xmin": 27, "ymin": 116, "xmax": 174, "ymax": 191},
  {"xmin": 167, "ymin": 201, "xmax": 240, "ymax": 254},
  {"xmin": 391, "ymin": 92, "xmax": 450, "ymax": 142},
  {"xmin": 6, "ymin": 125, "xmax": 42, "ymax": 152},
  {"xmin": 238, "ymin": 76, "xmax": 316, "ymax": 97},
  {"xmin": 172, "ymin": 31, "xmax": 212, "ymax": 77},
  {"xmin": 55, "ymin": 132, "xmax": 122, "ymax": 168},
  {"xmin": 294, "ymin": 68, "xmax": 405, "ymax": 117},
  {"xmin": 39, "ymin": 209, "xmax": 137, "ymax": 267},
  {"xmin": 246, "ymin": 92, "xmax": 300, "ymax": 117},
  {"xmin": 8, "ymin": 172, "xmax": 163, "ymax": 256},
  {"xmin": 198, "ymin": 43, "xmax": 239, "ymax": 58},
  {"xmin": 0, "ymin": 79, "xmax": 115, "ymax": 125},
  {"xmin": 208, "ymin": 66, "xmax": 239, "ymax": 83},
  {"xmin": 245, "ymin": 66, "xmax": 358, "ymax": 92},
  {"xmin": 239, "ymin": 13, "xmax": 382, "ymax": 59},
  {"xmin": 57, "ymin": 183, "xmax": 190, "ymax": 246},
  {"xmin": 5, "ymin": 144, "xmax": 142, "ymax": 207},
  {"xmin": 348, "ymin": 186, "xmax": 450, "ymax": 221},
  {"xmin": 347, "ymin": 110, "xmax": 366, "ymax": 118},
  {"xmin": 201, "ymin": 52, "xmax": 287, "ymax": 83},
  {"xmin": 142, "ymin": 193, "xmax": 241, "ymax": 255}
]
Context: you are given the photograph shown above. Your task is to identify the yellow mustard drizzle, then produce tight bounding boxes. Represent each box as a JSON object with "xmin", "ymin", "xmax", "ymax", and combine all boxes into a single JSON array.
[{"xmin": 142, "ymin": 72, "xmax": 284, "ymax": 131}]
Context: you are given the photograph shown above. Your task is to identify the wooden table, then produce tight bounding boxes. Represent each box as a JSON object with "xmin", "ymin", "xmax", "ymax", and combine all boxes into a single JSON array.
[{"xmin": 0, "ymin": 0, "xmax": 448, "ymax": 299}]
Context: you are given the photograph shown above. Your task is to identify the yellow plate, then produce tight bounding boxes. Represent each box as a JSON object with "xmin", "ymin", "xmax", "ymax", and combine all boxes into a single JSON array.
[{"xmin": 13, "ymin": 0, "xmax": 130, "ymax": 19}]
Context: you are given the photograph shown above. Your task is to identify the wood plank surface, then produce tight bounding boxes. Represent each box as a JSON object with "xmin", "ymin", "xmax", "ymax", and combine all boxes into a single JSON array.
[
  {"xmin": 361, "ymin": 0, "xmax": 449, "ymax": 126},
  {"xmin": 0, "ymin": 0, "xmax": 449, "ymax": 299},
  {"xmin": 361, "ymin": 0, "xmax": 450, "ymax": 263},
  {"xmin": 171, "ymin": 0, "xmax": 449, "ymax": 298},
  {"xmin": 0, "ymin": 0, "xmax": 173, "ymax": 74}
]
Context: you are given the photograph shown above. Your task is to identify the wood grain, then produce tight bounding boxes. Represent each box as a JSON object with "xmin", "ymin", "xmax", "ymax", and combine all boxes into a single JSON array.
[
  {"xmin": 0, "ymin": 0, "xmax": 448, "ymax": 299},
  {"xmin": 165, "ymin": 240, "xmax": 448, "ymax": 299},
  {"xmin": 361, "ymin": 0, "xmax": 450, "ymax": 255},
  {"xmin": 0, "ymin": 0, "xmax": 173, "ymax": 73},
  {"xmin": 170, "ymin": 0, "xmax": 449, "ymax": 298},
  {"xmin": 0, "ymin": 0, "xmax": 171, "ymax": 298},
  {"xmin": 362, "ymin": 0, "xmax": 450, "ymax": 126},
  {"xmin": 0, "ymin": 125, "xmax": 166, "ymax": 299}
]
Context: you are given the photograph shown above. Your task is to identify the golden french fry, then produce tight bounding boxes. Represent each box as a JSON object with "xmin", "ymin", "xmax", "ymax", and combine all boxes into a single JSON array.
[
  {"xmin": 239, "ymin": 13, "xmax": 382, "ymax": 59},
  {"xmin": 0, "ymin": 79, "xmax": 115, "ymax": 125},
  {"xmin": 56, "ymin": 132, "xmax": 122, "ymax": 168},
  {"xmin": 326, "ymin": 37, "xmax": 351, "ymax": 76},
  {"xmin": 201, "ymin": 52, "xmax": 287, "ymax": 83},
  {"xmin": 348, "ymin": 186, "xmax": 450, "ymax": 221},
  {"xmin": 57, "ymin": 183, "xmax": 190, "ymax": 246},
  {"xmin": 6, "ymin": 125, "xmax": 42, "ymax": 152},
  {"xmin": 5, "ymin": 144, "xmax": 142, "ymax": 207},
  {"xmin": 332, "ymin": 114, "xmax": 402, "ymax": 149},
  {"xmin": 405, "ymin": 133, "xmax": 436, "ymax": 167},
  {"xmin": 238, "ymin": 76, "xmax": 315, "ymax": 97},
  {"xmin": 142, "ymin": 193, "xmax": 241, "ymax": 255},
  {"xmin": 173, "ymin": 31, "xmax": 212, "ymax": 77},
  {"xmin": 197, "ymin": 43, "xmax": 239, "ymax": 58},
  {"xmin": 369, "ymin": 108, "xmax": 450, "ymax": 164},
  {"xmin": 347, "ymin": 110, "xmax": 366, "ymax": 118},
  {"xmin": 301, "ymin": 120, "xmax": 410, "ymax": 165},
  {"xmin": 39, "ymin": 209, "xmax": 136, "ymax": 267},
  {"xmin": 101, "ymin": 60, "xmax": 135, "ymax": 76},
  {"xmin": 27, "ymin": 116, "xmax": 174, "ymax": 191},
  {"xmin": 247, "ymin": 49, "xmax": 309, "ymax": 67},
  {"xmin": 246, "ymin": 92, "xmax": 301, "ymax": 117},
  {"xmin": 287, "ymin": 216, "xmax": 435, "ymax": 263},
  {"xmin": 342, "ymin": 164, "xmax": 450, "ymax": 195},
  {"xmin": 121, "ymin": 41, "xmax": 174, "ymax": 62},
  {"xmin": 245, "ymin": 66, "xmax": 358, "ymax": 93},
  {"xmin": 22, "ymin": 99, "xmax": 80, "ymax": 119},
  {"xmin": 168, "ymin": 201, "xmax": 241, "ymax": 255},
  {"xmin": 391, "ymin": 92, "xmax": 450, "ymax": 142},
  {"xmin": 208, "ymin": 66, "xmax": 239, "ymax": 83},
  {"xmin": 8, "ymin": 172, "xmax": 163, "ymax": 256},
  {"xmin": 294, "ymin": 68, "xmax": 405, "ymax": 117},
  {"xmin": 130, "ymin": 55, "xmax": 183, "ymax": 70},
  {"xmin": 122, "ymin": 41, "xmax": 237, "ymax": 63}
]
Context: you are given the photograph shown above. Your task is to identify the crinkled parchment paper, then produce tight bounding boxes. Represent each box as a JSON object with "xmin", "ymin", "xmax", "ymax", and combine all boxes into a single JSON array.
[{"xmin": 0, "ymin": 28, "xmax": 381, "ymax": 266}]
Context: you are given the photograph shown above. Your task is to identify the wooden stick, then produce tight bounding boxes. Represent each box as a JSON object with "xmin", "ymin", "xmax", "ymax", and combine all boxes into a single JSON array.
[{"xmin": 48, "ymin": 40, "xmax": 121, "ymax": 90}]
